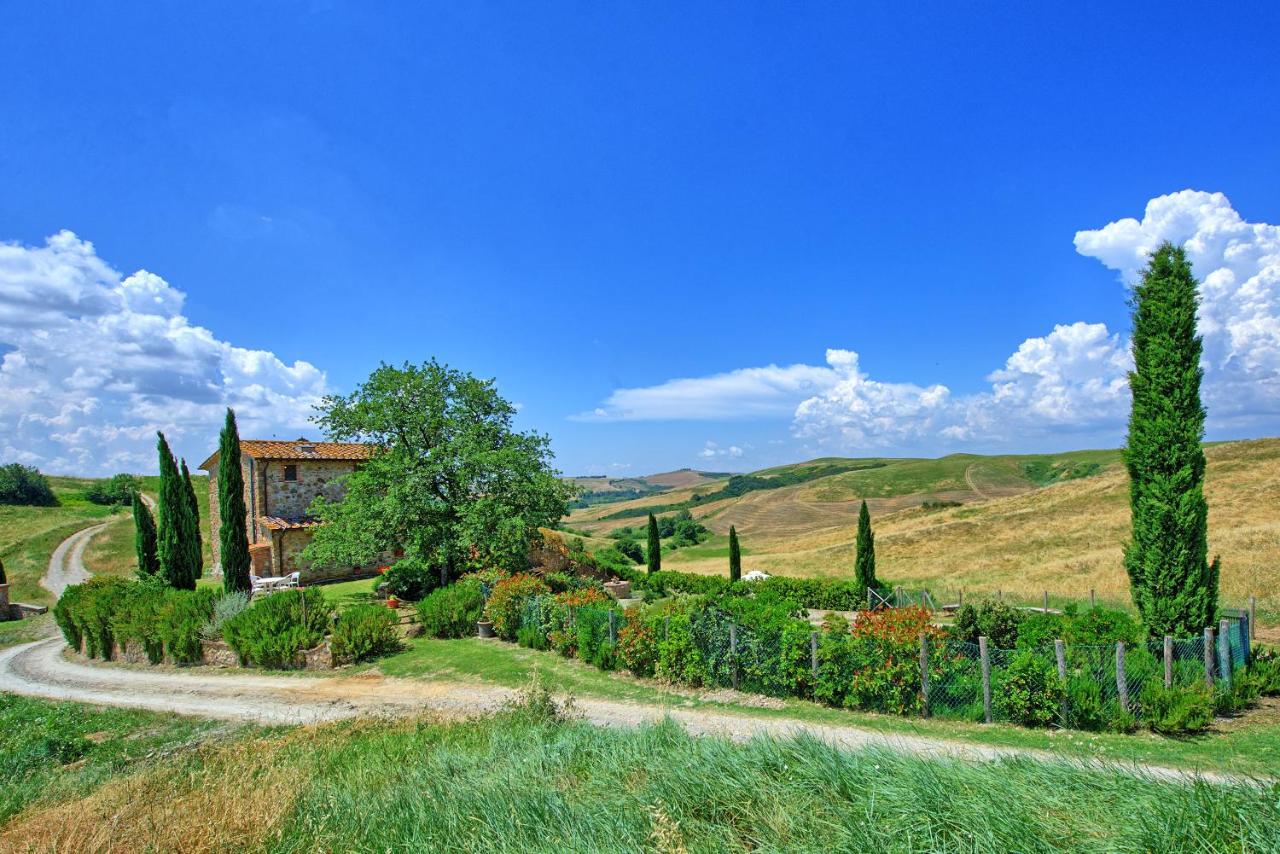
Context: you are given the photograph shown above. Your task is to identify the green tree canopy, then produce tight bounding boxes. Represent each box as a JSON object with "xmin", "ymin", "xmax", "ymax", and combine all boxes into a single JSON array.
[
  {"xmin": 304, "ymin": 360, "xmax": 572, "ymax": 584},
  {"xmin": 218, "ymin": 408, "xmax": 252, "ymax": 593},
  {"xmin": 156, "ymin": 432, "xmax": 200, "ymax": 590},
  {"xmin": 855, "ymin": 500, "xmax": 876, "ymax": 591},
  {"xmin": 646, "ymin": 513, "xmax": 661, "ymax": 575},
  {"xmin": 728, "ymin": 525, "xmax": 741, "ymax": 582},
  {"xmin": 180, "ymin": 459, "xmax": 204, "ymax": 579},
  {"xmin": 0, "ymin": 463, "xmax": 57, "ymax": 507},
  {"xmin": 132, "ymin": 491, "xmax": 159, "ymax": 578},
  {"xmin": 1124, "ymin": 243, "xmax": 1218, "ymax": 635}
]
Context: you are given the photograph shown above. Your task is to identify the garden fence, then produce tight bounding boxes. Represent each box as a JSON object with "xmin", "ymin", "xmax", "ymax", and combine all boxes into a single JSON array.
[{"xmin": 497, "ymin": 589, "xmax": 1252, "ymax": 728}]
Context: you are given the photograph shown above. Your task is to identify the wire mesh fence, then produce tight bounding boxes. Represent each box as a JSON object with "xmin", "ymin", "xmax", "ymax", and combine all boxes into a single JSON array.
[{"xmin": 490, "ymin": 585, "xmax": 1255, "ymax": 731}]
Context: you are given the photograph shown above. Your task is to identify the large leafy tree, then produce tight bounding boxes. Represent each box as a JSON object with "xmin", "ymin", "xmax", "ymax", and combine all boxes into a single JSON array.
[
  {"xmin": 1124, "ymin": 242, "xmax": 1218, "ymax": 636},
  {"xmin": 855, "ymin": 500, "xmax": 876, "ymax": 591},
  {"xmin": 728, "ymin": 525, "xmax": 741, "ymax": 582},
  {"xmin": 304, "ymin": 360, "xmax": 572, "ymax": 585},
  {"xmin": 218, "ymin": 408, "xmax": 252, "ymax": 593},
  {"xmin": 180, "ymin": 459, "xmax": 204, "ymax": 579},
  {"xmin": 646, "ymin": 513, "xmax": 661, "ymax": 575},
  {"xmin": 132, "ymin": 491, "xmax": 159, "ymax": 578},
  {"xmin": 156, "ymin": 432, "xmax": 200, "ymax": 589}
]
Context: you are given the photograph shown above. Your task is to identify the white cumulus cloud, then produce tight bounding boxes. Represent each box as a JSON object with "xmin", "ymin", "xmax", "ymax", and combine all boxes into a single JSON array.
[
  {"xmin": 0, "ymin": 231, "xmax": 328, "ymax": 474},
  {"xmin": 586, "ymin": 190, "xmax": 1280, "ymax": 453}
]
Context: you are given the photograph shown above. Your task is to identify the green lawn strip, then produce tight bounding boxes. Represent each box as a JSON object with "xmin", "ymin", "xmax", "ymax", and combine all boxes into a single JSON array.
[
  {"xmin": 0, "ymin": 613, "xmax": 56, "ymax": 649},
  {"xmin": 0, "ymin": 508, "xmax": 119, "ymax": 606},
  {"xmin": 371, "ymin": 636, "xmax": 1280, "ymax": 778},
  {"xmin": 0, "ymin": 693, "xmax": 252, "ymax": 824},
  {"xmin": 274, "ymin": 710, "xmax": 1278, "ymax": 852}
]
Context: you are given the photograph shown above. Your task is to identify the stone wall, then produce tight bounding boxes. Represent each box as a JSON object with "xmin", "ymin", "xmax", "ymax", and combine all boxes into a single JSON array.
[
  {"xmin": 206, "ymin": 453, "xmax": 259, "ymax": 577},
  {"xmin": 262, "ymin": 459, "xmax": 358, "ymax": 520},
  {"xmin": 275, "ymin": 529, "xmax": 387, "ymax": 584}
]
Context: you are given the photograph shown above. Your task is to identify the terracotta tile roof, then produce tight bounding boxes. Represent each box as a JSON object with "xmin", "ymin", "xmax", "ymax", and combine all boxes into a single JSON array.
[
  {"xmin": 261, "ymin": 516, "xmax": 324, "ymax": 531},
  {"xmin": 199, "ymin": 439, "xmax": 375, "ymax": 470}
]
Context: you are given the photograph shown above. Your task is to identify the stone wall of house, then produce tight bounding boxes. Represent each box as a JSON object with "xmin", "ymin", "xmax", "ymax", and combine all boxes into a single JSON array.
[
  {"xmin": 262, "ymin": 460, "xmax": 358, "ymax": 521},
  {"xmin": 275, "ymin": 529, "xmax": 387, "ymax": 584}
]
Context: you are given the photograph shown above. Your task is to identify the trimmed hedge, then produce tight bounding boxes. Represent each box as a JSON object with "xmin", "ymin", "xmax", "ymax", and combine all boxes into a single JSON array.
[
  {"xmin": 331, "ymin": 604, "xmax": 400, "ymax": 664},
  {"xmin": 222, "ymin": 588, "xmax": 333, "ymax": 668},
  {"xmin": 635, "ymin": 570, "xmax": 875, "ymax": 611},
  {"xmin": 53, "ymin": 578, "xmax": 217, "ymax": 665},
  {"xmin": 416, "ymin": 578, "xmax": 486, "ymax": 639}
]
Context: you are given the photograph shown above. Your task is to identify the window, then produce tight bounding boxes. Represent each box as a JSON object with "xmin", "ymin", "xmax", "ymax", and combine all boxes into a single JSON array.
[{"xmin": 283, "ymin": 465, "xmax": 298, "ymax": 482}]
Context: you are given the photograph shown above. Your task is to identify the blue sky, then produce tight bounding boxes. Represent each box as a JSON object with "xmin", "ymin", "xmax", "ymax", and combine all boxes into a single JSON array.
[{"xmin": 2, "ymin": 2, "xmax": 1279, "ymax": 476}]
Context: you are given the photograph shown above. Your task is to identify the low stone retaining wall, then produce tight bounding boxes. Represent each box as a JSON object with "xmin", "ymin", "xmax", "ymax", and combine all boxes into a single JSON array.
[{"xmin": 73, "ymin": 637, "xmax": 335, "ymax": 671}]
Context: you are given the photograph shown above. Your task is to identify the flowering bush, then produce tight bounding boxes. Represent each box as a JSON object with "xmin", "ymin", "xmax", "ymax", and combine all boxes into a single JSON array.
[
  {"xmin": 545, "ymin": 587, "xmax": 610, "ymax": 657},
  {"xmin": 843, "ymin": 607, "xmax": 946, "ymax": 715},
  {"xmin": 616, "ymin": 607, "xmax": 658, "ymax": 676},
  {"xmin": 483, "ymin": 573, "xmax": 550, "ymax": 641}
]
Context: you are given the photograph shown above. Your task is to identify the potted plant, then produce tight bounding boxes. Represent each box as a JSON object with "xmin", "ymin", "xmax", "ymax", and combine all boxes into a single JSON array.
[
  {"xmin": 387, "ymin": 595, "xmax": 400, "ymax": 609},
  {"xmin": 477, "ymin": 618, "xmax": 495, "ymax": 638}
]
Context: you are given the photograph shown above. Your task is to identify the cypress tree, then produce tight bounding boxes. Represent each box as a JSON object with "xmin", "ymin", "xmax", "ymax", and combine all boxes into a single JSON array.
[
  {"xmin": 156, "ymin": 432, "xmax": 197, "ymax": 590},
  {"xmin": 646, "ymin": 512, "xmax": 661, "ymax": 575},
  {"xmin": 181, "ymin": 459, "xmax": 204, "ymax": 579},
  {"xmin": 132, "ymin": 491, "xmax": 159, "ymax": 578},
  {"xmin": 855, "ymin": 500, "xmax": 876, "ymax": 592},
  {"xmin": 1124, "ymin": 242, "xmax": 1218, "ymax": 636},
  {"xmin": 728, "ymin": 525, "xmax": 741, "ymax": 582},
  {"xmin": 218, "ymin": 408, "xmax": 252, "ymax": 593}
]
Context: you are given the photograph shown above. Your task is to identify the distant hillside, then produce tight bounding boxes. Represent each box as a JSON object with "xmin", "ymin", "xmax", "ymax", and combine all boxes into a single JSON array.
[
  {"xmin": 568, "ymin": 440, "xmax": 1280, "ymax": 621},
  {"xmin": 565, "ymin": 469, "xmax": 732, "ymax": 509}
]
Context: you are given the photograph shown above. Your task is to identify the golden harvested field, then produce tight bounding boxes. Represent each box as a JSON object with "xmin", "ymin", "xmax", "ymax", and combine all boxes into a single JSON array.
[{"xmin": 572, "ymin": 440, "xmax": 1280, "ymax": 620}]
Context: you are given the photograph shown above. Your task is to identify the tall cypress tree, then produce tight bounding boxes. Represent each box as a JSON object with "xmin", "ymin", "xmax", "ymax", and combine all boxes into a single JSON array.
[
  {"xmin": 728, "ymin": 525, "xmax": 741, "ymax": 582},
  {"xmin": 1124, "ymin": 242, "xmax": 1218, "ymax": 636},
  {"xmin": 855, "ymin": 500, "xmax": 876, "ymax": 592},
  {"xmin": 181, "ymin": 459, "xmax": 204, "ymax": 579},
  {"xmin": 646, "ymin": 512, "xmax": 661, "ymax": 575},
  {"xmin": 218, "ymin": 408, "xmax": 252, "ymax": 593},
  {"xmin": 132, "ymin": 491, "xmax": 159, "ymax": 578},
  {"xmin": 156, "ymin": 432, "xmax": 198, "ymax": 590}
]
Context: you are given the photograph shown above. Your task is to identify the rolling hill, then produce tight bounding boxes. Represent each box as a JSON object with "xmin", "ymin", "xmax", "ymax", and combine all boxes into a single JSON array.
[{"xmin": 567, "ymin": 440, "xmax": 1280, "ymax": 620}]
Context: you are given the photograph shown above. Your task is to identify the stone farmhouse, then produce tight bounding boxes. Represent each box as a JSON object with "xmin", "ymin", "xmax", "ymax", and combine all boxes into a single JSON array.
[{"xmin": 199, "ymin": 438, "xmax": 384, "ymax": 583}]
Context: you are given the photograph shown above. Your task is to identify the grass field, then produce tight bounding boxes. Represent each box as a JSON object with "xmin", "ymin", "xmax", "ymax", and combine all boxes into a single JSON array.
[
  {"xmin": 571, "ymin": 439, "xmax": 1280, "ymax": 622},
  {"xmin": 0, "ymin": 692, "xmax": 1275, "ymax": 852},
  {"xmin": 0, "ymin": 477, "xmax": 121, "ymax": 606},
  {"xmin": 0, "ymin": 473, "xmax": 212, "ymax": 607}
]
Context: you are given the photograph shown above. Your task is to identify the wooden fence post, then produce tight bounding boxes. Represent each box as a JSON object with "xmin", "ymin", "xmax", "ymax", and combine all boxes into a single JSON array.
[
  {"xmin": 1115, "ymin": 642, "xmax": 1128, "ymax": 714},
  {"xmin": 1054, "ymin": 639, "xmax": 1067, "ymax": 723},
  {"xmin": 1043, "ymin": 591, "xmax": 1050, "ymax": 613},
  {"xmin": 810, "ymin": 631, "xmax": 819, "ymax": 683},
  {"xmin": 997, "ymin": 589, "xmax": 1003, "ymax": 601},
  {"xmin": 958, "ymin": 589, "xmax": 964, "ymax": 608},
  {"xmin": 1163, "ymin": 636, "xmax": 1173, "ymax": 688},
  {"xmin": 1203, "ymin": 627, "xmax": 1215, "ymax": 687},
  {"xmin": 1239, "ymin": 613, "xmax": 1251, "ymax": 665},
  {"xmin": 979, "ymin": 636, "xmax": 992, "ymax": 724},
  {"xmin": 1249, "ymin": 596, "xmax": 1257, "ymax": 639},
  {"xmin": 729, "ymin": 623, "xmax": 739, "ymax": 691},
  {"xmin": 608, "ymin": 609, "xmax": 617, "ymax": 644},
  {"xmin": 919, "ymin": 633, "xmax": 931, "ymax": 718},
  {"xmin": 1218, "ymin": 619, "xmax": 1232, "ymax": 691},
  {"xmin": 1089, "ymin": 588, "xmax": 1096, "ymax": 609}
]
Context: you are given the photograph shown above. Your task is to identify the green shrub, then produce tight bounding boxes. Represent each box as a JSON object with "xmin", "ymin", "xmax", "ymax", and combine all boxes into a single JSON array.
[
  {"xmin": 1247, "ymin": 645, "xmax": 1280, "ymax": 696},
  {"xmin": 1139, "ymin": 682, "xmax": 1214, "ymax": 734},
  {"xmin": 222, "ymin": 588, "xmax": 333, "ymax": 668},
  {"xmin": 813, "ymin": 620, "xmax": 855, "ymax": 707},
  {"xmin": 654, "ymin": 605, "xmax": 708, "ymax": 687},
  {"xmin": 1062, "ymin": 675, "xmax": 1107, "ymax": 731},
  {"xmin": 995, "ymin": 650, "xmax": 1063, "ymax": 727},
  {"xmin": 201, "ymin": 591, "xmax": 250, "ymax": 641},
  {"xmin": 53, "ymin": 577, "xmax": 131, "ymax": 658},
  {"xmin": 331, "ymin": 604, "xmax": 400, "ymax": 664},
  {"xmin": 1015, "ymin": 612, "xmax": 1068, "ymax": 650},
  {"xmin": 416, "ymin": 578, "xmax": 486, "ymax": 638},
  {"xmin": 616, "ymin": 607, "xmax": 657, "ymax": 676},
  {"xmin": 1063, "ymin": 607, "xmax": 1143, "ymax": 646},
  {"xmin": 84, "ymin": 473, "xmax": 141, "ymax": 506},
  {"xmin": 951, "ymin": 600, "xmax": 1024, "ymax": 649},
  {"xmin": 517, "ymin": 624, "xmax": 550, "ymax": 650},
  {"xmin": 382, "ymin": 557, "xmax": 438, "ymax": 602},
  {"xmin": 108, "ymin": 580, "xmax": 168, "ymax": 663},
  {"xmin": 0, "ymin": 463, "xmax": 57, "ymax": 506},
  {"xmin": 158, "ymin": 587, "xmax": 218, "ymax": 664},
  {"xmin": 484, "ymin": 573, "xmax": 550, "ymax": 641}
]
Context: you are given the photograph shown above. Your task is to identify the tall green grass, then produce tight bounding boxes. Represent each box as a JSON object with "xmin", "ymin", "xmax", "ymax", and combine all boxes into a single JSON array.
[{"xmin": 275, "ymin": 710, "xmax": 1279, "ymax": 853}]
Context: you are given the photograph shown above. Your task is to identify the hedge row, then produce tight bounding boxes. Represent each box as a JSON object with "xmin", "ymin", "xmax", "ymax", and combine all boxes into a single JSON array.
[
  {"xmin": 476, "ymin": 575, "xmax": 1277, "ymax": 734},
  {"xmin": 54, "ymin": 578, "xmax": 397, "ymax": 667},
  {"xmin": 630, "ymin": 569, "xmax": 878, "ymax": 611}
]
